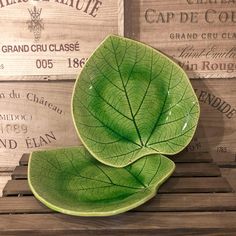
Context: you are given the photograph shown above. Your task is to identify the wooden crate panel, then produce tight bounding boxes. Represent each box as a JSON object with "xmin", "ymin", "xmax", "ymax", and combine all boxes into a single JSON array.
[
  {"xmin": 125, "ymin": 0, "xmax": 236, "ymax": 78},
  {"xmin": 0, "ymin": 0, "xmax": 122, "ymax": 79},
  {"xmin": 1, "ymin": 79, "xmax": 236, "ymax": 167},
  {"xmin": 0, "ymin": 82, "xmax": 80, "ymax": 168},
  {"xmin": 188, "ymin": 79, "xmax": 236, "ymax": 164}
]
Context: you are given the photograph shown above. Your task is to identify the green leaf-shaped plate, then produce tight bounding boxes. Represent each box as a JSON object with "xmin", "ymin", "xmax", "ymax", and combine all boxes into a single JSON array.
[
  {"xmin": 28, "ymin": 147, "xmax": 175, "ymax": 216},
  {"xmin": 72, "ymin": 35, "xmax": 200, "ymax": 167}
]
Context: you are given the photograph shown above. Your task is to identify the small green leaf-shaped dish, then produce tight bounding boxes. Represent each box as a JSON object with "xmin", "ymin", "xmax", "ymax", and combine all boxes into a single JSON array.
[{"xmin": 28, "ymin": 147, "xmax": 175, "ymax": 216}]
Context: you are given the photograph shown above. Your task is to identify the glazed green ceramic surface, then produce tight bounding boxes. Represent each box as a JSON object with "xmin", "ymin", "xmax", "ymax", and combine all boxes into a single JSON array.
[
  {"xmin": 28, "ymin": 147, "xmax": 175, "ymax": 216},
  {"xmin": 72, "ymin": 35, "xmax": 200, "ymax": 167}
]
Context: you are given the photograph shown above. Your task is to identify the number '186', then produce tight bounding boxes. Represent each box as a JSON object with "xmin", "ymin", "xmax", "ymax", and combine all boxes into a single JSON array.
[{"xmin": 68, "ymin": 58, "xmax": 87, "ymax": 68}]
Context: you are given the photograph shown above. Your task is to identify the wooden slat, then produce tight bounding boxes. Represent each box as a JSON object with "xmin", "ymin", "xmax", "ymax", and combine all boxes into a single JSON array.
[
  {"xmin": 221, "ymin": 168, "xmax": 236, "ymax": 192},
  {"xmin": 3, "ymin": 177, "xmax": 232, "ymax": 197},
  {"xmin": 1, "ymin": 193, "xmax": 236, "ymax": 214},
  {"xmin": 12, "ymin": 166, "xmax": 27, "ymax": 180},
  {"xmin": 218, "ymin": 163, "xmax": 236, "ymax": 168},
  {"xmin": 170, "ymin": 152, "xmax": 212, "ymax": 163},
  {"xmin": 0, "ymin": 176, "xmax": 11, "ymax": 197},
  {"xmin": 0, "ymin": 167, "xmax": 14, "ymax": 172},
  {"xmin": 0, "ymin": 212, "xmax": 236, "ymax": 235},
  {"xmin": 19, "ymin": 152, "xmax": 213, "ymax": 167},
  {"xmin": 160, "ymin": 177, "xmax": 232, "ymax": 193},
  {"xmin": 19, "ymin": 154, "xmax": 30, "ymax": 166},
  {"xmin": 212, "ymin": 152, "xmax": 236, "ymax": 167},
  {"xmin": 12, "ymin": 163, "xmax": 221, "ymax": 180},
  {"xmin": 174, "ymin": 163, "xmax": 221, "ymax": 177}
]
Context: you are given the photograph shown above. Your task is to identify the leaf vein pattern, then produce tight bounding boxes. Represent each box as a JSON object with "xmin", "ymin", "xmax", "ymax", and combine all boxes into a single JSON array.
[{"xmin": 110, "ymin": 37, "xmax": 144, "ymax": 146}]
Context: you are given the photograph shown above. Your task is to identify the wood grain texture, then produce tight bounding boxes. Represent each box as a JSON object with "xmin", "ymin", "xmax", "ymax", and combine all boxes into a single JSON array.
[
  {"xmin": 0, "ymin": 82, "xmax": 80, "ymax": 168},
  {"xmin": 190, "ymin": 79, "xmax": 236, "ymax": 164},
  {"xmin": 0, "ymin": 212, "xmax": 236, "ymax": 235},
  {"xmin": 0, "ymin": 0, "xmax": 120, "ymax": 78},
  {"xmin": 0, "ymin": 175, "xmax": 11, "ymax": 197},
  {"xmin": 221, "ymin": 168, "xmax": 236, "ymax": 192},
  {"xmin": 2, "ymin": 177, "xmax": 232, "ymax": 197},
  {"xmin": 1, "ymin": 193, "xmax": 236, "ymax": 214},
  {"xmin": 124, "ymin": 0, "xmax": 236, "ymax": 79}
]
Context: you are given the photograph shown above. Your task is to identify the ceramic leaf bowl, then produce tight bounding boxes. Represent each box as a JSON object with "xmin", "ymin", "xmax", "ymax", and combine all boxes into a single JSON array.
[
  {"xmin": 28, "ymin": 147, "xmax": 175, "ymax": 216},
  {"xmin": 72, "ymin": 35, "xmax": 200, "ymax": 167},
  {"xmin": 28, "ymin": 35, "xmax": 200, "ymax": 217}
]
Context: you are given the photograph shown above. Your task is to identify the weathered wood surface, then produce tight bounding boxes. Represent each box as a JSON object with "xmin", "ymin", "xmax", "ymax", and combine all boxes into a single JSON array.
[
  {"xmin": 1, "ymin": 193, "xmax": 236, "ymax": 214},
  {"xmin": 3, "ymin": 177, "xmax": 232, "ymax": 197},
  {"xmin": 0, "ymin": 79, "xmax": 235, "ymax": 167},
  {"xmin": 0, "ymin": 212, "xmax": 236, "ymax": 236},
  {"xmin": 221, "ymin": 168, "xmax": 236, "ymax": 192},
  {"xmin": 0, "ymin": 0, "xmax": 122, "ymax": 78},
  {"xmin": 211, "ymin": 152, "xmax": 236, "ymax": 167},
  {"xmin": 0, "ymin": 82, "xmax": 80, "ymax": 168},
  {"xmin": 125, "ymin": 0, "xmax": 236, "ymax": 79},
  {"xmin": 0, "ymin": 175, "xmax": 11, "ymax": 197},
  {"xmin": 188, "ymin": 79, "xmax": 236, "ymax": 166},
  {"xmin": 1, "ymin": 152, "xmax": 235, "ymax": 236}
]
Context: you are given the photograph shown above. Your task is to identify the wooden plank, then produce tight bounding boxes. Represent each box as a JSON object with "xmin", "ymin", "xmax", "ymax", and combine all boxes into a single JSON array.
[
  {"xmin": 0, "ymin": 167, "xmax": 13, "ymax": 172},
  {"xmin": 160, "ymin": 177, "xmax": 232, "ymax": 193},
  {"xmin": 125, "ymin": 0, "xmax": 236, "ymax": 79},
  {"xmin": 12, "ymin": 166, "xmax": 27, "ymax": 179},
  {"xmin": 136, "ymin": 193, "xmax": 236, "ymax": 212},
  {"xmin": 118, "ymin": 0, "xmax": 125, "ymax": 36},
  {"xmin": 0, "ymin": 212, "xmax": 236, "ymax": 235},
  {"xmin": 19, "ymin": 154, "xmax": 30, "ymax": 166},
  {"xmin": 1, "ymin": 193, "xmax": 236, "ymax": 214},
  {"xmin": 221, "ymin": 168, "xmax": 236, "ymax": 192},
  {"xmin": 218, "ymin": 163, "xmax": 236, "ymax": 168},
  {"xmin": 12, "ymin": 163, "xmax": 221, "ymax": 180},
  {"xmin": 0, "ymin": 0, "xmax": 121, "ymax": 78},
  {"xmin": 0, "ymin": 176, "xmax": 11, "ymax": 197},
  {"xmin": 2, "ymin": 177, "xmax": 232, "ymax": 197},
  {"xmin": 211, "ymin": 152, "xmax": 236, "ymax": 167},
  {"xmin": 173, "ymin": 163, "xmax": 221, "ymax": 177},
  {"xmin": 171, "ymin": 152, "xmax": 212, "ymax": 163}
]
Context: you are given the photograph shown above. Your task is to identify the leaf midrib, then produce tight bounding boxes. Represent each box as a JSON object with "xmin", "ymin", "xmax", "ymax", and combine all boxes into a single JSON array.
[{"xmin": 110, "ymin": 39, "xmax": 144, "ymax": 146}]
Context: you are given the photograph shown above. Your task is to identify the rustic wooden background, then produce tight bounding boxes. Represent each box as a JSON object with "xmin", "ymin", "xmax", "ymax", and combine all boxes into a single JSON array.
[{"xmin": 0, "ymin": 0, "xmax": 235, "ymax": 195}]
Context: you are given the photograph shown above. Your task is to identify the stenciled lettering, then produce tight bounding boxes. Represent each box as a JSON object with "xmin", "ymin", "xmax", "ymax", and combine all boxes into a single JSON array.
[
  {"xmin": 0, "ymin": 0, "xmax": 103, "ymax": 17},
  {"xmin": 26, "ymin": 93, "xmax": 63, "ymax": 115},
  {"xmin": 196, "ymin": 89, "xmax": 236, "ymax": 119}
]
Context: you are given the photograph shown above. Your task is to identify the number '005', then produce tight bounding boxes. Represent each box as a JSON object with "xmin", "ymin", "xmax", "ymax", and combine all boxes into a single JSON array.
[{"xmin": 36, "ymin": 59, "xmax": 54, "ymax": 69}]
